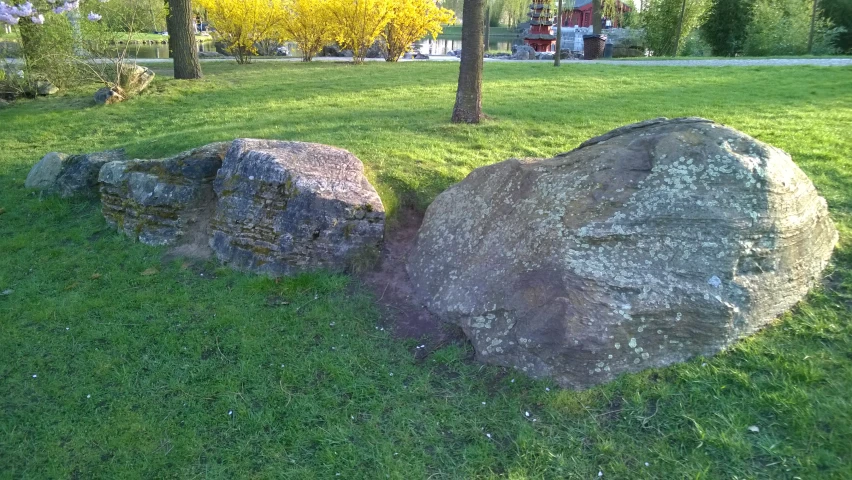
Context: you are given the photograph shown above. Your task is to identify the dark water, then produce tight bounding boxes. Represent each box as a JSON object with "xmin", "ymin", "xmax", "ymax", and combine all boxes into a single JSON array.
[
  {"xmin": 112, "ymin": 41, "xmax": 217, "ymax": 59},
  {"xmin": 120, "ymin": 37, "xmax": 521, "ymax": 59}
]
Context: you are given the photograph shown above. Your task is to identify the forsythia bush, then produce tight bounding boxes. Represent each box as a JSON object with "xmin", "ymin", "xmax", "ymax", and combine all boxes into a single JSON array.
[
  {"xmin": 196, "ymin": 0, "xmax": 286, "ymax": 64},
  {"xmin": 383, "ymin": 0, "xmax": 455, "ymax": 62},
  {"xmin": 279, "ymin": 0, "xmax": 333, "ymax": 61},
  {"xmin": 197, "ymin": 0, "xmax": 456, "ymax": 64},
  {"xmin": 326, "ymin": 0, "xmax": 394, "ymax": 64}
]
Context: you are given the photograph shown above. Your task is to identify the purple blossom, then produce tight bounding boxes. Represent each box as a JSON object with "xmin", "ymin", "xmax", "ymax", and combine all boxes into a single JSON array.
[
  {"xmin": 87, "ymin": 11, "xmax": 101, "ymax": 21},
  {"xmin": 30, "ymin": 14, "xmax": 43, "ymax": 24}
]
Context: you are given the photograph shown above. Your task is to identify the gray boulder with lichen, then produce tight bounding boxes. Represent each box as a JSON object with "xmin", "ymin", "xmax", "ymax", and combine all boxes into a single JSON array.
[
  {"xmin": 210, "ymin": 139, "xmax": 385, "ymax": 276},
  {"xmin": 407, "ymin": 117, "xmax": 838, "ymax": 389},
  {"xmin": 99, "ymin": 142, "xmax": 230, "ymax": 246},
  {"xmin": 26, "ymin": 149, "xmax": 126, "ymax": 197}
]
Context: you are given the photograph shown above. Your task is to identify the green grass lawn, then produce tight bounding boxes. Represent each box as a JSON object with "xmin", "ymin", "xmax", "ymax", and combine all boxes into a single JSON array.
[{"xmin": 1, "ymin": 61, "xmax": 851, "ymax": 478}]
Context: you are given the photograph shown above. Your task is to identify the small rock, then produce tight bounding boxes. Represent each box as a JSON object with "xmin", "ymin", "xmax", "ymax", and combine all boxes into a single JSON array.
[
  {"xmin": 26, "ymin": 149, "xmax": 125, "ymax": 198},
  {"xmin": 36, "ymin": 80, "xmax": 59, "ymax": 96},
  {"xmin": 94, "ymin": 86, "xmax": 125, "ymax": 105}
]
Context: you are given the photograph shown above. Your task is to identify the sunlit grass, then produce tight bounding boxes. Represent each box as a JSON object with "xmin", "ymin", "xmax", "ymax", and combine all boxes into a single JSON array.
[{"xmin": 1, "ymin": 61, "xmax": 850, "ymax": 478}]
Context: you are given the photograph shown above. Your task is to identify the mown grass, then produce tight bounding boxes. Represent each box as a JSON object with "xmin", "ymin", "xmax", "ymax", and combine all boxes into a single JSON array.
[{"xmin": 1, "ymin": 61, "xmax": 850, "ymax": 479}]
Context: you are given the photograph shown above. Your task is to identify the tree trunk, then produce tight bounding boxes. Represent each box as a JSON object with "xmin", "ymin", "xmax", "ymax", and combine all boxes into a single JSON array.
[
  {"xmin": 592, "ymin": 0, "xmax": 602, "ymax": 35},
  {"xmin": 555, "ymin": 0, "xmax": 563, "ymax": 66},
  {"xmin": 807, "ymin": 0, "xmax": 819, "ymax": 54},
  {"xmin": 451, "ymin": 0, "xmax": 486, "ymax": 124},
  {"xmin": 167, "ymin": 0, "xmax": 202, "ymax": 79}
]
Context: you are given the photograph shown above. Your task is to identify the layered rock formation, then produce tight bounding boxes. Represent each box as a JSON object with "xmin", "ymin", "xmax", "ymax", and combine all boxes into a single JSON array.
[
  {"xmin": 210, "ymin": 139, "xmax": 385, "ymax": 275},
  {"xmin": 99, "ymin": 143, "xmax": 230, "ymax": 246}
]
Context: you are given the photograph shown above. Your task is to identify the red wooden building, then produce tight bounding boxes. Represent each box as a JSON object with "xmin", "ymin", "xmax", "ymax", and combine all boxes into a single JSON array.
[{"xmin": 561, "ymin": 0, "xmax": 632, "ymax": 29}]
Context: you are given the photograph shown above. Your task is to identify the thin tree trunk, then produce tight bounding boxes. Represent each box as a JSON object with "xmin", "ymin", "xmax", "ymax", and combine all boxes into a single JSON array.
[
  {"xmin": 555, "ymin": 0, "xmax": 563, "ymax": 66},
  {"xmin": 674, "ymin": 0, "xmax": 687, "ymax": 56},
  {"xmin": 167, "ymin": 0, "xmax": 202, "ymax": 79},
  {"xmin": 451, "ymin": 0, "xmax": 486, "ymax": 124},
  {"xmin": 807, "ymin": 0, "xmax": 818, "ymax": 54},
  {"xmin": 484, "ymin": 5, "xmax": 490, "ymax": 52}
]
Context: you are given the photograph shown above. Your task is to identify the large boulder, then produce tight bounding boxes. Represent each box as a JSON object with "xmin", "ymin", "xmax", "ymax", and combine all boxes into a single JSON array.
[
  {"xmin": 26, "ymin": 149, "xmax": 126, "ymax": 197},
  {"xmin": 99, "ymin": 142, "xmax": 230, "ymax": 246},
  {"xmin": 407, "ymin": 117, "xmax": 838, "ymax": 389},
  {"xmin": 210, "ymin": 139, "xmax": 385, "ymax": 276}
]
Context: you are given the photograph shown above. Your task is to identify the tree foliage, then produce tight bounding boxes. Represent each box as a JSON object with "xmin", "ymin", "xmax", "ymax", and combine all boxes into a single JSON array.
[
  {"xmin": 327, "ymin": 0, "xmax": 394, "ymax": 64},
  {"xmin": 196, "ymin": 0, "xmax": 285, "ymax": 64},
  {"xmin": 279, "ymin": 0, "xmax": 333, "ymax": 61},
  {"xmin": 743, "ymin": 0, "xmax": 839, "ymax": 55},
  {"xmin": 701, "ymin": 0, "xmax": 754, "ymax": 56},
  {"xmin": 641, "ymin": 0, "xmax": 709, "ymax": 56},
  {"xmin": 821, "ymin": 0, "xmax": 852, "ymax": 53},
  {"xmin": 382, "ymin": 0, "xmax": 455, "ymax": 62}
]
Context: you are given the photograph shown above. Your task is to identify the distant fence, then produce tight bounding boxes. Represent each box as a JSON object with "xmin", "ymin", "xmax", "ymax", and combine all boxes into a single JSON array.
[{"xmin": 556, "ymin": 27, "xmax": 645, "ymax": 52}]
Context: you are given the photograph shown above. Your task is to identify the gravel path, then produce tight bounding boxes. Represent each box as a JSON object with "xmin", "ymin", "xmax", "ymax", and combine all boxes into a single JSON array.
[
  {"xmin": 6, "ymin": 56, "xmax": 850, "ymax": 67},
  {"xmin": 584, "ymin": 58, "xmax": 852, "ymax": 67}
]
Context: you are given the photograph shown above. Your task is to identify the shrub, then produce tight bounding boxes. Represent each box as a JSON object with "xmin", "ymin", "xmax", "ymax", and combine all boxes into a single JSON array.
[{"xmin": 743, "ymin": 0, "xmax": 839, "ymax": 56}]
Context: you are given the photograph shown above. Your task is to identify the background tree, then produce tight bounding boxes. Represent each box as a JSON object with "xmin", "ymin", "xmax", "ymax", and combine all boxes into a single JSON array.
[
  {"xmin": 382, "ymin": 0, "xmax": 455, "ymax": 62},
  {"xmin": 328, "ymin": 0, "xmax": 394, "ymax": 64},
  {"xmin": 279, "ymin": 0, "xmax": 333, "ymax": 61},
  {"xmin": 701, "ymin": 0, "xmax": 754, "ymax": 56},
  {"xmin": 101, "ymin": 0, "xmax": 167, "ymax": 32},
  {"xmin": 642, "ymin": 0, "xmax": 709, "ymax": 55},
  {"xmin": 819, "ymin": 0, "xmax": 851, "ymax": 52},
  {"xmin": 451, "ymin": 0, "xmax": 485, "ymax": 124},
  {"xmin": 742, "ymin": 0, "xmax": 839, "ymax": 55},
  {"xmin": 167, "ymin": 0, "xmax": 201, "ymax": 78},
  {"xmin": 198, "ymin": 0, "xmax": 285, "ymax": 64}
]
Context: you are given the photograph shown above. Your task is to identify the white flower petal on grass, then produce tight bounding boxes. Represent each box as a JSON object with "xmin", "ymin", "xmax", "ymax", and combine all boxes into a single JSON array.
[
  {"xmin": 86, "ymin": 394, "xmax": 91, "ymax": 399},
  {"xmin": 485, "ymin": 433, "xmax": 491, "ymax": 439},
  {"xmin": 525, "ymin": 411, "xmax": 530, "ymax": 417},
  {"xmin": 32, "ymin": 374, "xmax": 37, "ymax": 378},
  {"xmin": 747, "ymin": 425, "xmax": 760, "ymax": 433},
  {"xmin": 228, "ymin": 410, "xmax": 233, "ymax": 416}
]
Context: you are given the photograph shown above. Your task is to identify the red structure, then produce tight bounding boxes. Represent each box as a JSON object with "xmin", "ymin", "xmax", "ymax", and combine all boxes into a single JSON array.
[
  {"xmin": 561, "ymin": 0, "xmax": 632, "ymax": 28},
  {"xmin": 523, "ymin": 2, "xmax": 556, "ymax": 52}
]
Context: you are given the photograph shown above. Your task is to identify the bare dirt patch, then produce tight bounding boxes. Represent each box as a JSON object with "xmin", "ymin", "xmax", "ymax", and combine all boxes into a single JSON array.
[{"xmin": 359, "ymin": 208, "xmax": 465, "ymax": 349}]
